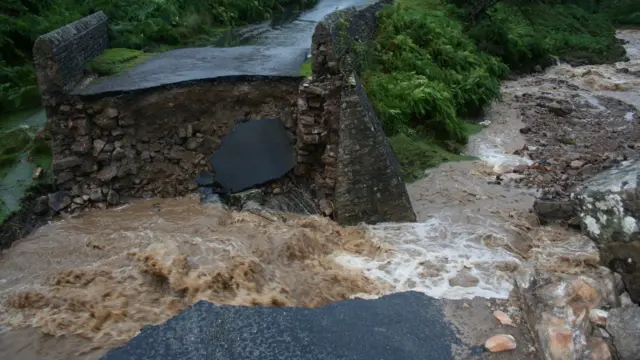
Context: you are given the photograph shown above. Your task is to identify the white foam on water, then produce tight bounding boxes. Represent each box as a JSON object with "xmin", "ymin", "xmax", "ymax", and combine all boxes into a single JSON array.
[
  {"xmin": 334, "ymin": 211, "xmax": 524, "ymax": 300},
  {"xmin": 576, "ymin": 92, "xmax": 608, "ymax": 112},
  {"xmin": 625, "ymin": 112, "xmax": 635, "ymax": 121},
  {"xmin": 474, "ymin": 141, "xmax": 532, "ymax": 174}
]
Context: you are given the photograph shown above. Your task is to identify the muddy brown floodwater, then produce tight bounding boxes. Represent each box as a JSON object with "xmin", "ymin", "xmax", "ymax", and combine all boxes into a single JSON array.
[
  {"xmin": 1, "ymin": 29, "xmax": 639, "ymax": 360},
  {"xmin": 0, "ymin": 198, "xmax": 384, "ymax": 359}
]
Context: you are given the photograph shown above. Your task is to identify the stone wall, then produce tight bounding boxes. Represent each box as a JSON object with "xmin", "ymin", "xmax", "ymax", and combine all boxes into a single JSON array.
[
  {"xmin": 49, "ymin": 78, "xmax": 299, "ymax": 211},
  {"xmin": 297, "ymin": 0, "xmax": 416, "ymax": 224},
  {"xmin": 33, "ymin": 12, "xmax": 109, "ymax": 108}
]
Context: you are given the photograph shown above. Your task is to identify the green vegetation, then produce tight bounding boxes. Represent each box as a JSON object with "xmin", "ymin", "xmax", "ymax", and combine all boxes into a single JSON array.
[
  {"xmin": 389, "ymin": 133, "xmax": 477, "ymax": 181},
  {"xmin": 0, "ymin": 125, "xmax": 53, "ymax": 225},
  {"xmin": 299, "ymin": 58, "xmax": 312, "ymax": 77},
  {"xmin": 1, "ymin": 0, "xmax": 318, "ymax": 115},
  {"xmin": 359, "ymin": 0, "xmax": 640, "ymax": 181},
  {"xmin": 87, "ymin": 48, "xmax": 155, "ymax": 76},
  {"xmin": 464, "ymin": 1, "xmax": 627, "ymax": 70},
  {"xmin": 0, "ymin": 127, "xmax": 52, "ymax": 179}
]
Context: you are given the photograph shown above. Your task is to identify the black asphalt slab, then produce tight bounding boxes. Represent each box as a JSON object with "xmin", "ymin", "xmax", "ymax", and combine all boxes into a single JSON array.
[
  {"xmin": 73, "ymin": 0, "xmax": 379, "ymax": 96},
  {"xmin": 74, "ymin": 46, "xmax": 309, "ymax": 95},
  {"xmin": 208, "ymin": 117, "xmax": 296, "ymax": 193},
  {"xmin": 101, "ymin": 292, "xmax": 460, "ymax": 360}
]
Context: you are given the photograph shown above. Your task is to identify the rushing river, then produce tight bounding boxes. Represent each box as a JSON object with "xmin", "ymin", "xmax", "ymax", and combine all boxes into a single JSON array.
[{"xmin": 1, "ymin": 9, "xmax": 639, "ymax": 360}]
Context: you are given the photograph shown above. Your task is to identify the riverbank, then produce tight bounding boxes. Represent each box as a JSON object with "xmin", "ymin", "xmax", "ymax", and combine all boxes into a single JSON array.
[{"xmin": 360, "ymin": 0, "xmax": 639, "ymax": 181}]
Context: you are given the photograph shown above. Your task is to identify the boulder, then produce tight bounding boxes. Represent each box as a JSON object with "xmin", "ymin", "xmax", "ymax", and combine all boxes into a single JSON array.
[
  {"xmin": 224, "ymin": 189, "xmax": 265, "ymax": 209},
  {"xmin": 534, "ymin": 199, "xmax": 575, "ymax": 224},
  {"xmin": 573, "ymin": 160, "xmax": 640, "ymax": 302},
  {"xmin": 606, "ymin": 306, "xmax": 640, "ymax": 360},
  {"xmin": 47, "ymin": 191, "xmax": 71, "ymax": 212},
  {"xmin": 573, "ymin": 159, "xmax": 640, "ymax": 244}
]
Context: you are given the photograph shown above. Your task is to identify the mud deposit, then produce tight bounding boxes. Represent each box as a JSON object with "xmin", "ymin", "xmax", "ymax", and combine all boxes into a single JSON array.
[{"xmin": 500, "ymin": 29, "xmax": 640, "ymax": 200}]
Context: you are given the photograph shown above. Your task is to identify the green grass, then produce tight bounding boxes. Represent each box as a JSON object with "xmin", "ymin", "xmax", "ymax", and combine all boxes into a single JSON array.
[
  {"xmin": 87, "ymin": 48, "xmax": 156, "ymax": 77},
  {"xmin": 389, "ymin": 133, "xmax": 477, "ymax": 182},
  {"xmin": 299, "ymin": 58, "xmax": 312, "ymax": 77}
]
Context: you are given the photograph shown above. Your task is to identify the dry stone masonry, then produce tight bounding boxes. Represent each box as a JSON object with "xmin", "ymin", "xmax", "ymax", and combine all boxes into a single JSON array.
[
  {"xmin": 34, "ymin": 5, "xmax": 415, "ymax": 225},
  {"xmin": 47, "ymin": 79, "xmax": 299, "ymax": 211},
  {"xmin": 33, "ymin": 11, "xmax": 109, "ymax": 109},
  {"xmin": 297, "ymin": 0, "xmax": 416, "ymax": 225}
]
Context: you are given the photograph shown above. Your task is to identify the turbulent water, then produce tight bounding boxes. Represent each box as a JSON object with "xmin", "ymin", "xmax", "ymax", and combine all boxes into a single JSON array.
[{"xmin": 1, "ymin": 29, "xmax": 639, "ymax": 359}]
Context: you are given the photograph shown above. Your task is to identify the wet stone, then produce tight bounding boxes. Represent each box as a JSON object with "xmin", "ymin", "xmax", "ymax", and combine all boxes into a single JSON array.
[
  {"xmin": 541, "ymin": 325, "xmax": 575, "ymax": 360},
  {"xmin": 48, "ymin": 191, "xmax": 72, "ymax": 212},
  {"xmin": 573, "ymin": 159, "xmax": 640, "ymax": 245},
  {"xmin": 484, "ymin": 334, "xmax": 516, "ymax": 353},
  {"xmin": 94, "ymin": 112, "xmax": 118, "ymax": 129},
  {"xmin": 112, "ymin": 148, "xmax": 126, "ymax": 160},
  {"xmin": 448, "ymin": 270, "xmax": 479, "ymax": 288},
  {"xmin": 107, "ymin": 190, "xmax": 120, "ymax": 205},
  {"xmin": 55, "ymin": 171, "xmax": 74, "ymax": 185},
  {"xmin": 97, "ymin": 165, "xmax": 118, "ymax": 183},
  {"xmin": 90, "ymin": 188, "xmax": 104, "ymax": 202},
  {"xmin": 52, "ymin": 156, "xmax": 82, "ymax": 171},
  {"xmin": 225, "ymin": 189, "xmax": 265, "ymax": 209},
  {"xmin": 93, "ymin": 139, "xmax": 106, "ymax": 156},
  {"xmin": 185, "ymin": 137, "xmax": 200, "ymax": 150},
  {"xmin": 534, "ymin": 198, "xmax": 575, "ymax": 224},
  {"xmin": 606, "ymin": 306, "xmax": 640, "ymax": 360}
]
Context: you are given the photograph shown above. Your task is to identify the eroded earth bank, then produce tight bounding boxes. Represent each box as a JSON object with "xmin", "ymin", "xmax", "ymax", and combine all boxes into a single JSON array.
[{"xmin": 1, "ymin": 30, "xmax": 640, "ymax": 360}]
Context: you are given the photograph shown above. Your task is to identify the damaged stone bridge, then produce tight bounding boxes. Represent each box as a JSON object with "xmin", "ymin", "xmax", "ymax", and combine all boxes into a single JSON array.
[{"xmin": 34, "ymin": 1, "xmax": 415, "ymax": 225}]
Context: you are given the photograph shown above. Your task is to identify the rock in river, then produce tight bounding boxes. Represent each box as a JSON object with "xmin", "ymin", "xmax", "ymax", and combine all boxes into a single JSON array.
[
  {"xmin": 573, "ymin": 159, "xmax": 640, "ymax": 244},
  {"xmin": 208, "ymin": 117, "xmax": 295, "ymax": 194},
  {"xmin": 573, "ymin": 159, "xmax": 640, "ymax": 303}
]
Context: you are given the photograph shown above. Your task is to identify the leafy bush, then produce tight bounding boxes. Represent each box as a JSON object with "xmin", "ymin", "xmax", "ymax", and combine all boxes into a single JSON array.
[
  {"xmin": 600, "ymin": 0, "xmax": 640, "ymax": 25},
  {"xmin": 362, "ymin": 0, "xmax": 506, "ymax": 144},
  {"xmin": 464, "ymin": 1, "xmax": 626, "ymax": 70}
]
